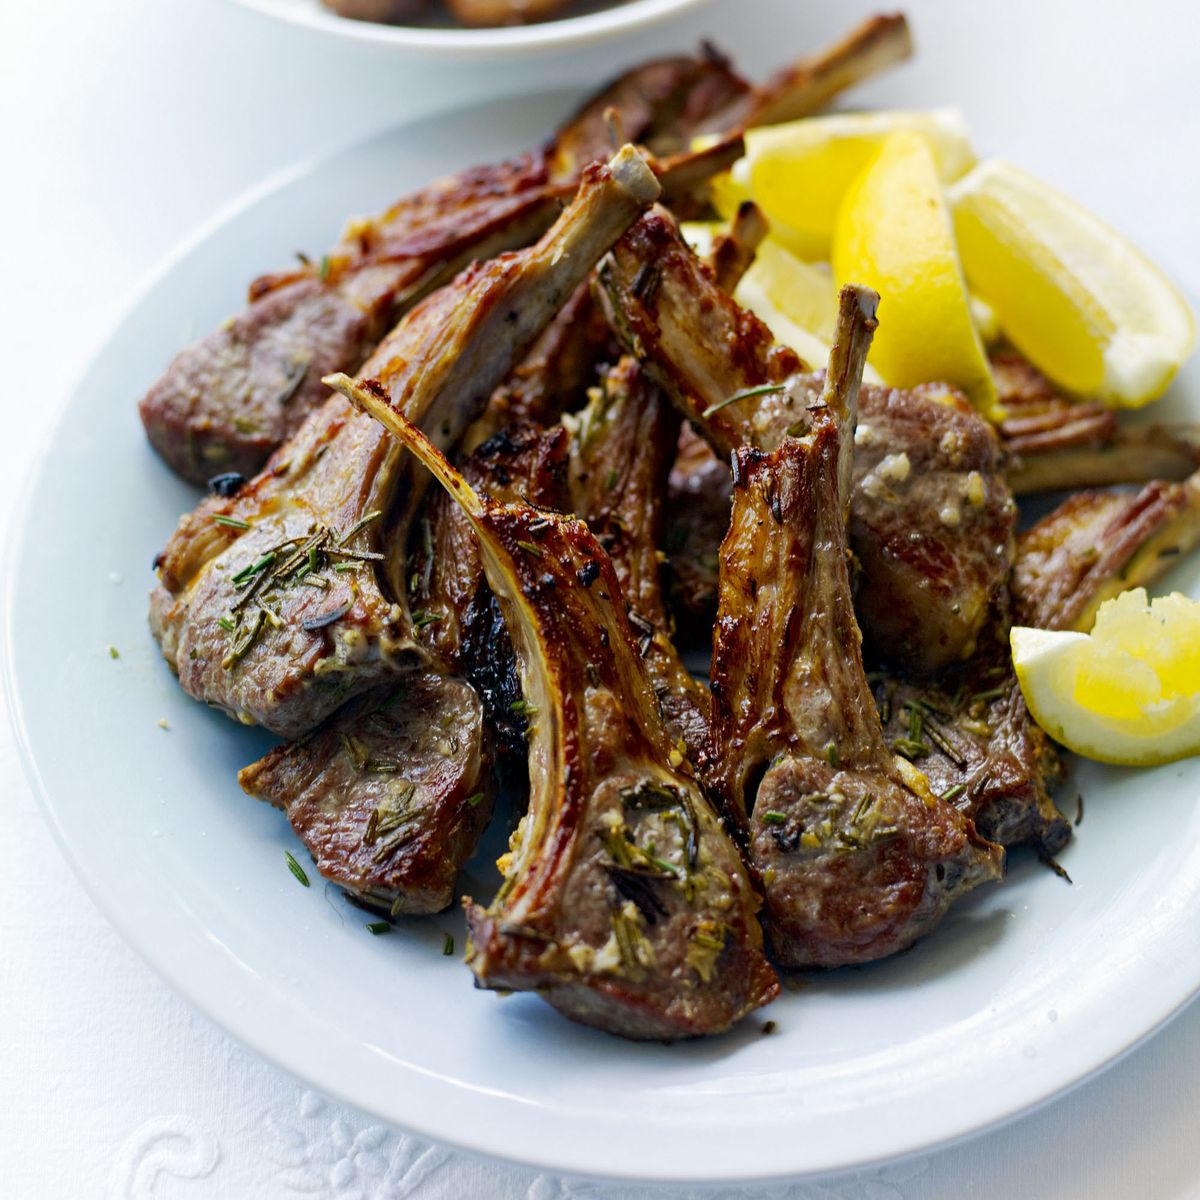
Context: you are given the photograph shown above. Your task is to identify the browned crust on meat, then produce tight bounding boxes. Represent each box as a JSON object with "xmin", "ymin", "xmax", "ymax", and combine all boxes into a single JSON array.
[
  {"xmin": 1013, "ymin": 472, "xmax": 1200, "ymax": 632},
  {"xmin": 239, "ymin": 675, "xmax": 489, "ymax": 914}
]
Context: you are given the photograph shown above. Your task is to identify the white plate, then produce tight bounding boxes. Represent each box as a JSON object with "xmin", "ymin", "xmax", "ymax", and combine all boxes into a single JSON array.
[
  {"xmin": 5, "ymin": 88, "xmax": 1200, "ymax": 1185},
  {"xmin": 229, "ymin": 0, "xmax": 708, "ymax": 56}
]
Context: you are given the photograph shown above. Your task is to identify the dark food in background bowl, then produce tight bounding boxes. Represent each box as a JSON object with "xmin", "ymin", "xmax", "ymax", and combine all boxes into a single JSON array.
[{"xmin": 323, "ymin": 0, "xmax": 588, "ymax": 29}]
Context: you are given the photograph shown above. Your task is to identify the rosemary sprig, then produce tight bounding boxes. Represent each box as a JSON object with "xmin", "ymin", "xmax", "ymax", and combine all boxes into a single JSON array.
[
  {"xmin": 701, "ymin": 382, "xmax": 787, "ymax": 419},
  {"xmin": 212, "ymin": 514, "xmax": 251, "ymax": 530},
  {"xmin": 337, "ymin": 509, "xmax": 383, "ymax": 546}
]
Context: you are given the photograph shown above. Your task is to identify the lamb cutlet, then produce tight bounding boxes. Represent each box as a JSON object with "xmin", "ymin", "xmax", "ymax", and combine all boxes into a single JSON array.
[
  {"xmin": 596, "ymin": 206, "xmax": 1015, "ymax": 675},
  {"xmin": 701, "ymin": 287, "xmax": 1004, "ymax": 966},
  {"xmin": 138, "ymin": 14, "xmax": 912, "ymax": 483},
  {"xmin": 596, "ymin": 208, "xmax": 1073, "ymax": 858},
  {"xmin": 139, "ymin": 153, "xmax": 563, "ymax": 482},
  {"xmin": 238, "ymin": 426, "xmax": 572, "ymax": 914},
  {"xmin": 562, "ymin": 205, "xmax": 768, "ymax": 774},
  {"xmin": 239, "ymin": 675, "xmax": 489, "ymax": 915},
  {"xmin": 994, "ymin": 351, "xmax": 1200, "ymax": 496},
  {"xmin": 149, "ymin": 147, "xmax": 661, "ymax": 739},
  {"xmin": 335, "ymin": 379, "xmax": 779, "ymax": 1040},
  {"xmin": 1013, "ymin": 469, "xmax": 1200, "ymax": 633}
]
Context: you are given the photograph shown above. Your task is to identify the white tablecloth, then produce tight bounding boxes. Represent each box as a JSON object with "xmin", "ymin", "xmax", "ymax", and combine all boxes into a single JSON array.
[{"xmin": 4, "ymin": 0, "xmax": 1200, "ymax": 1195}]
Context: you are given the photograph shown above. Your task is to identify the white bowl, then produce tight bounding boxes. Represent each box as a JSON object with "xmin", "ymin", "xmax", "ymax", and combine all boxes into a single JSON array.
[{"xmin": 228, "ymin": 0, "xmax": 710, "ymax": 56}]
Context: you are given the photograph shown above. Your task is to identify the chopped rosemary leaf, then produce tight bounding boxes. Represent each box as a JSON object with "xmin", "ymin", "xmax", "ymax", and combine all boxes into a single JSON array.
[
  {"xmin": 217, "ymin": 616, "xmax": 235, "ymax": 632},
  {"xmin": 761, "ymin": 811, "xmax": 788, "ymax": 825},
  {"xmin": 940, "ymin": 783, "xmax": 966, "ymax": 803},
  {"xmin": 107, "ymin": 645, "xmax": 120, "ymax": 659},
  {"xmin": 318, "ymin": 254, "xmax": 331, "ymax": 281},
  {"xmin": 337, "ymin": 509, "xmax": 383, "ymax": 546},
  {"xmin": 510, "ymin": 699, "xmax": 539, "ymax": 718},
  {"xmin": 465, "ymin": 792, "xmax": 484, "ymax": 808},
  {"xmin": 212, "ymin": 514, "xmax": 251, "ymax": 530},
  {"xmin": 284, "ymin": 850, "xmax": 310, "ymax": 887},
  {"xmin": 605, "ymin": 467, "xmax": 618, "ymax": 491},
  {"xmin": 516, "ymin": 540, "xmax": 545, "ymax": 559},
  {"xmin": 442, "ymin": 933, "xmax": 455, "ymax": 956},
  {"xmin": 825, "ymin": 741, "xmax": 840, "ymax": 768},
  {"xmin": 366, "ymin": 921, "xmax": 391, "ymax": 936},
  {"xmin": 701, "ymin": 382, "xmax": 787, "ymax": 418},
  {"xmin": 411, "ymin": 609, "xmax": 442, "ymax": 629}
]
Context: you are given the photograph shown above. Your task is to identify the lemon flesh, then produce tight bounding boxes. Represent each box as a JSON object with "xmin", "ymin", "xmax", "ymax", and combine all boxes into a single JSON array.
[
  {"xmin": 832, "ymin": 129, "xmax": 999, "ymax": 419},
  {"xmin": 950, "ymin": 159, "xmax": 1196, "ymax": 407},
  {"xmin": 712, "ymin": 109, "xmax": 974, "ymax": 261},
  {"xmin": 1012, "ymin": 589, "xmax": 1200, "ymax": 766}
]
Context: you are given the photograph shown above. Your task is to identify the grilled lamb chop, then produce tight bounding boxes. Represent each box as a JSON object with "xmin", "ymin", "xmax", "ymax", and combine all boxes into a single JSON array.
[
  {"xmin": 995, "ymin": 351, "xmax": 1200, "ymax": 496},
  {"xmin": 413, "ymin": 423, "xmax": 572, "ymax": 754},
  {"xmin": 334, "ymin": 378, "xmax": 779, "ymax": 1040},
  {"xmin": 140, "ymin": 153, "xmax": 564, "ymax": 482},
  {"xmin": 597, "ymin": 206, "xmax": 1016, "ymax": 673},
  {"xmin": 239, "ymin": 675, "xmax": 489, "ymax": 914},
  {"xmin": 140, "ymin": 15, "xmax": 910, "ymax": 483},
  {"xmin": 1013, "ymin": 469, "xmax": 1200, "ymax": 632},
  {"xmin": 709, "ymin": 287, "xmax": 1003, "ymax": 967},
  {"xmin": 238, "ymin": 423, "xmax": 573, "ymax": 914},
  {"xmin": 150, "ymin": 147, "xmax": 660, "ymax": 739}
]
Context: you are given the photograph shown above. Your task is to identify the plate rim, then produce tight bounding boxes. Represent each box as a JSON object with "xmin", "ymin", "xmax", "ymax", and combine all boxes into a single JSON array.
[
  {"xmin": 228, "ymin": 0, "xmax": 710, "ymax": 57},
  {"xmin": 5, "ymin": 89, "xmax": 1200, "ymax": 1184}
]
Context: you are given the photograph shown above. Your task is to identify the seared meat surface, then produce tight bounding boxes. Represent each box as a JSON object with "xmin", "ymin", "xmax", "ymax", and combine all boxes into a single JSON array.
[
  {"xmin": 873, "ymin": 624, "xmax": 1069, "ymax": 854},
  {"xmin": 665, "ymin": 425, "xmax": 729, "ymax": 641},
  {"xmin": 337, "ymin": 379, "xmax": 778, "ymax": 1040},
  {"xmin": 851, "ymin": 381, "xmax": 1016, "ymax": 673},
  {"xmin": 150, "ymin": 148, "xmax": 660, "ymax": 738},
  {"xmin": 240, "ymin": 675, "xmax": 488, "ymax": 914},
  {"xmin": 141, "ymin": 154, "xmax": 562, "ymax": 482},
  {"xmin": 995, "ymin": 351, "xmax": 1200, "ymax": 495},
  {"xmin": 706, "ymin": 287, "xmax": 1002, "ymax": 967},
  {"xmin": 597, "ymin": 206, "xmax": 1015, "ymax": 673},
  {"xmin": 1013, "ymin": 470, "xmax": 1200, "ymax": 632}
]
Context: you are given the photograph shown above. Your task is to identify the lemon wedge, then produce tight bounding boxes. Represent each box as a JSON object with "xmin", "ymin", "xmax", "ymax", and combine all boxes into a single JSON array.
[
  {"xmin": 949, "ymin": 159, "xmax": 1196, "ymax": 406},
  {"xmin": 832, "ymin": 129, "xmax": 1000, "ymax": 419},
  {"xmin": 711, "ymin": 109, "xmax": 975, "ymax": 261},
  {"xmin": 1012, "ymin": 588, "xmax": 1200, "ymax": 766},
  {"xmin": 734, "ymin": 240, "xmax": 839, "ymax": 369}
]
